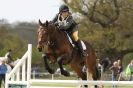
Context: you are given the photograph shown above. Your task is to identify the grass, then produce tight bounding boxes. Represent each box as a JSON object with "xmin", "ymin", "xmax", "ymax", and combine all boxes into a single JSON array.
[
  {"xmin": 7, "ymin": 82, "xmax": 133, "ymax": 88},
  {"xmin": 7, "ymin": 74, "xmax": 133, "ymax": 88},
  {"xmin": 32, "ymin": 83, "xmax": 76, "ymax": 87},
  {"xmin": 31, "ymin": 82, "xmax": 133, "ymax": 88},
  {"xmin": 31, "ymin": 75, "xmax": 133, "ymax": 88}
]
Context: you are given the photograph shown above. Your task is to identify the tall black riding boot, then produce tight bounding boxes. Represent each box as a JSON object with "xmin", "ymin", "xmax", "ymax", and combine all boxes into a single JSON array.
[{"xmin": 76, "ymin": 40, "xmax": 88, "ymax": 57}]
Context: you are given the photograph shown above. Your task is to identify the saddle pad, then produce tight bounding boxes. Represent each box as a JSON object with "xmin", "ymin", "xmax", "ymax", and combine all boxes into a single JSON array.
[{"xmin": 81, "ymin": 40, "xmax": 87, "ymax": 50}]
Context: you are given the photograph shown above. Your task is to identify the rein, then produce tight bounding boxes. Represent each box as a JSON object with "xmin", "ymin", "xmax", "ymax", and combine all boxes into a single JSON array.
[{"xmin": 46, "ymin": 23, "xmax": 58, "ymax": 46}]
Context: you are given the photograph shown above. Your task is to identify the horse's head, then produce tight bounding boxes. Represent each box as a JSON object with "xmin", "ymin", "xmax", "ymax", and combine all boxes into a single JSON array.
[
  {"xmin": 37, "ymin": 20, "xmax": 49, "ymax": 52},
  {"xmin": 37, "ymin": 20, "xmax": 58, "ymax": 52}
]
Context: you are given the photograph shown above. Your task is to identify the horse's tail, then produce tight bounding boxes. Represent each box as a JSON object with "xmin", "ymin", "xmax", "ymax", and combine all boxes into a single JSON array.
[{"xmin": 95, "ymin": 66, "xmax": 101, "ymax": 80}]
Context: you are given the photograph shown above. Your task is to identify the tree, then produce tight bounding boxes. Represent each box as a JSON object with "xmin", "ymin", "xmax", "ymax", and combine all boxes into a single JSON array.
[
  {"xmin": 0, "ymin": 26, "xmax": 27, "ymax": 59},
  {"xmin": 64, "ymin": 0, "xmax": 120, "ymax": 27}
]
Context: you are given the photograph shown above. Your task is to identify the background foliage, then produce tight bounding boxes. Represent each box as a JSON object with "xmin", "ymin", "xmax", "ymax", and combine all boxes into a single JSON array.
[{"xmin": 0, "ymin": 20, "xmax": 41, "ymax": 64}]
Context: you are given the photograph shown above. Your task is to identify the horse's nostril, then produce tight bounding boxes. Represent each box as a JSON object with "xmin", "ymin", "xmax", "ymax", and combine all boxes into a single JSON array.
[{"xmin": 38, "ymin": 47, "xmax": 42, "ymax": 52}]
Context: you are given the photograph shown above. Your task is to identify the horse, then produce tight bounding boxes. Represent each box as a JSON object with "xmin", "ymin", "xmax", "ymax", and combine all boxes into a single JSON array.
[{"xmin": 37, "ymin": 20, "xmax": 100, "ymax": 88}]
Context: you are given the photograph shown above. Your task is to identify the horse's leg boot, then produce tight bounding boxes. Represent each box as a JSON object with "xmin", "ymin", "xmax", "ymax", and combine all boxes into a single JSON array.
[
  {"xmin": 58, "ymin": 58, "xmax": 70, "ymax": 76},
  {"xmin": 43, "ymin": 54, "xmax": 55, "ymax": 74},
  {"xmin": 61, "ymin": 69, "xmax": 70, "ymax": 77}
]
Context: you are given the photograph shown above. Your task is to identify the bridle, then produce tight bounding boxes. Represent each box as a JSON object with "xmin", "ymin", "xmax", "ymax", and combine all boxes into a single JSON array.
[
  {"xmin": 37, "ymin": 21, "xmax": 60, "ymax": 52},
  {"xmin": 37, "ymin": 25, "xmax": 49, "ymax": 49}
]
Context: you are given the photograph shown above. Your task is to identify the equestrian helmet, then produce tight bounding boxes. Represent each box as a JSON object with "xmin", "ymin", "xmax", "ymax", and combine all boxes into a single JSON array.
[{"xmin": 59, "ymin": 4, "xmax": 69, "ymax": 12}]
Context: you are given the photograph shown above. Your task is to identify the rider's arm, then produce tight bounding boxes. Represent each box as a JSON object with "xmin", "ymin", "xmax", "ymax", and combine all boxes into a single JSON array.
[{"xmin": 59, "ymin": 16, "xmax": 75, "ymax": 30}]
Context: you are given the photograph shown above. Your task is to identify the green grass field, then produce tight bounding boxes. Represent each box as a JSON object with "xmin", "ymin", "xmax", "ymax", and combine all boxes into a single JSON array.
[
  {"xmin": 7, "ymin": 82, "xmax": 133, "ymax": 88},
  {"xmin": 30, "ymin": 75, "xmax": 133, "ymax": 88},
  {"xmin": 6, "ymin": 74, "xmax": 133, "ymax": 88},
  {"xmin": 31, "ymin": 83, "xmax": 133, "ymax": 88}
]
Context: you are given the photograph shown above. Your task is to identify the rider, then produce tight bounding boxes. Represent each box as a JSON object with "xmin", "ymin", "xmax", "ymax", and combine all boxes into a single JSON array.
[{"xmin": 52, "ymin": 4, "xmax": 88, "ymax": 57}]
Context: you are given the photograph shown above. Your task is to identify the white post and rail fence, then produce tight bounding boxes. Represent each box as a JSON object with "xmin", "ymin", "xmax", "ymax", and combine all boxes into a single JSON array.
[
  {"xmin": 5, "ymin": 44, "xmax": 32, "ymax": 88},
  {"xmin": 4, "ymin": 44, "xmax": 133, "ymax": 88}
]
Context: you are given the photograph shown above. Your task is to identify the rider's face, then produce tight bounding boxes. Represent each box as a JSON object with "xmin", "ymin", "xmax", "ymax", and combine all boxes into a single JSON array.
[{"xmin": 61, "ymin": 11, "xmax": 69, "ymax": 18}]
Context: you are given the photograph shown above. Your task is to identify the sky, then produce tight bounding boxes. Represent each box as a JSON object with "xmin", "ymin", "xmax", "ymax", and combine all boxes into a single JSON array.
[{"xmin": 0, "ymin": 0, "xmax": 62, "ymax": 23}]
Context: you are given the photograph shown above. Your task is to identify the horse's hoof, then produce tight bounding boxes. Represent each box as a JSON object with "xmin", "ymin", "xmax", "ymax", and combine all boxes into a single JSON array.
[
  {"xmin": 84, "ymin": 85, "xmax": 88, "ymax": 88},
  {"xmin": 47, "ymin": 68, "xmax": 55, "ymax": 74},
  {"xmin": 61, "ymin": 70, "xmax": 70, "ymax": 77},
  {"xmin": 80, "ymin": 85, "xmax": 88, "ymax": 88},
  {"xmin": 38, "ymin": 47, "xmax": 42, "ymax": 52},
  {"xmin": 95, "ymin": 85, "xmax": 98, "ymax": 88}
]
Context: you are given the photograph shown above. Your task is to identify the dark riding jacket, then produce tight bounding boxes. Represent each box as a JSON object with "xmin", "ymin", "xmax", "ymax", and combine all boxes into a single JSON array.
[{"xmin": 52, "ymin": 13, "xmax": 78, "ymax": 33}]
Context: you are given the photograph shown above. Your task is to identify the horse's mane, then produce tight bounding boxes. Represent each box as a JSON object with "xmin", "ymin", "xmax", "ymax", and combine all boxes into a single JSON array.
[
  {"xmin": 47, "ymin": 22, "xmax": 72, "ymax": 49},
  {"xmin": 48, "ymin": 22, "xmax": 68, "ymax": 40}
]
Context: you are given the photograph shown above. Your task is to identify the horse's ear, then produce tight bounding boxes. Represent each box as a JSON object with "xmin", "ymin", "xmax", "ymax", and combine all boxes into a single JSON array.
[
  {"xmin": 46, "ymin": 20, "xmax": 49, "ymax": 27},
  {"xmin": 39, "ymin": 19, "xmax": 43, "ymax": 25}
]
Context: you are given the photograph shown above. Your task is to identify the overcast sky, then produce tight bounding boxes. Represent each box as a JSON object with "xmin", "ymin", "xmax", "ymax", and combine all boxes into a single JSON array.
[{"xmin": 0, "ymin": 0, "xmax": 62, "ymax": 23}]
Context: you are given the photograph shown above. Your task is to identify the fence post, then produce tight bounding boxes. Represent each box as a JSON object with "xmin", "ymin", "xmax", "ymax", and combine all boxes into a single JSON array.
[
  {"xmin": 27, "ymin": 44, "xmax": 32, "ymax": 88},
  {"xmin": 5, "ymin": 74, "xmax": 8, "ymax": 88}
]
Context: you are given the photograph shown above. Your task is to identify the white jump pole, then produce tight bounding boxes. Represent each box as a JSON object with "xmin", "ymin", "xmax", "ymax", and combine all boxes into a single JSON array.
[{"xmin": 27, "ymin": 44, "xmax": 32, "ymax": 88}]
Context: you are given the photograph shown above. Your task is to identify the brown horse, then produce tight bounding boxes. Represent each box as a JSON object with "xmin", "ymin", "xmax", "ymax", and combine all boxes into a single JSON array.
[{"xmin": 37, "ymin": 20, "xmax": 100, "ymax": 87}]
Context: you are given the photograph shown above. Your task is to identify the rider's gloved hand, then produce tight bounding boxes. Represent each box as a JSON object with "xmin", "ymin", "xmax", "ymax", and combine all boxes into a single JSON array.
[
  {"xmin": 54, "ymin": 22, "xmax": 59, "ymax": 26},
  {"xmin": 58, "ymin": 21, "xmax": 64, "ymax": 26}
]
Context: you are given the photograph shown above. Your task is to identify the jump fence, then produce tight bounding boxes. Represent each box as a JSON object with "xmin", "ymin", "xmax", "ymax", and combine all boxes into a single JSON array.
[{"xmin": 4, "ymin": 44, "xmax": 133, "ymax": 88}]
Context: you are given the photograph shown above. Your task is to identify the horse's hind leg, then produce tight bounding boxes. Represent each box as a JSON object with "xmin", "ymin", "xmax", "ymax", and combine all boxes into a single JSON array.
[
  {"xmin": 70, "ymin": 63, "xmax": 86, "ymax": 79},
  {"xmin": 70, "ymin": 64, "xmax": 88, "ymax": 88},
  {"xmin": 89, "ymin": 66, "xmax": 100, "ymax": 88},
  {"xmin": 90, "ymin": 67, "xmax": 100, "ymax": 80}
]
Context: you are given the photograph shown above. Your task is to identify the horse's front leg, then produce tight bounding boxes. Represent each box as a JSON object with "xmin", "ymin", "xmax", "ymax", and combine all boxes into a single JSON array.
[
  {"xmin": 57, "ymin": 57, "xmax": 70, "ymax": 76},
  {"xmin": 42, "ymin": 53, "xmax": 55, "ymax": 74}
]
